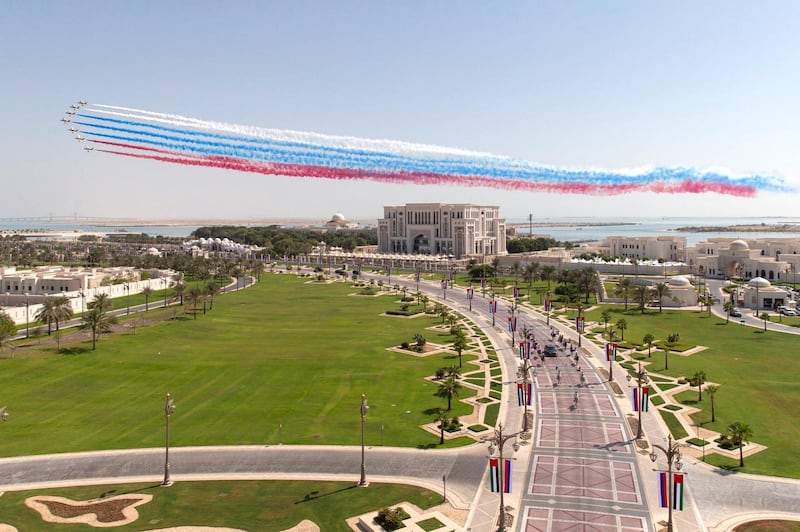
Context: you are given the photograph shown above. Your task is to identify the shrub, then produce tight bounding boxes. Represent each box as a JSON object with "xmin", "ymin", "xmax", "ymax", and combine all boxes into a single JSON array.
[
  {"xmin": 414, "ymin": 333, "xmax": 426, "ymax": 347},
  {"xmin": 435, "ymin": 368, "xmax": 446, "ymax": 380},
  {"xmin": 375, "ymin": 506, "xmax": 408, "ymax": 531},
  {"xmin": 400, "ymin": 341, "xmax": 410, "ymax": 349}
]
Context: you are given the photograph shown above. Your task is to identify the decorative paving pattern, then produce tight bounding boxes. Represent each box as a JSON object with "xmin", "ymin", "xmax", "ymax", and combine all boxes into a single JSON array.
[
  {"xmin": 521, "ymin": 507, "xmax": 647, "ymax": 531},
  {"xmin": 529, "ymin": 455, "xmax": 641, "ymax": 504},
  {"xmin": 538, "ymin": 391, "xmax": 617, "ymax": 417},
  {"xmin": 533, "ymin": 366, "xmax": 603, "ymax": 388},
  {"xmin": 536, "ymin": 419, "xmax": 630, "ymax": 454}
]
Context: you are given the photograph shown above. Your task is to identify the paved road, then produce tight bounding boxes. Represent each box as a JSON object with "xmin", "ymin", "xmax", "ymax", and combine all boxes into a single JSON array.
[{"xmin": 3, "ymin": 270, "xmax": 800, "ymax": 531}]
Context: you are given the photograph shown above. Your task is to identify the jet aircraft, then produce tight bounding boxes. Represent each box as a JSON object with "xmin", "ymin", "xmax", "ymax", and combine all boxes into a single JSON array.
[{"xmin": 84, "ymin": 146, "xmax": 94, "ymax": 152}]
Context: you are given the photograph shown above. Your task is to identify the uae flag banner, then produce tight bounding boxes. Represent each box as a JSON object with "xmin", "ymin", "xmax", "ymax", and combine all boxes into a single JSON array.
[
  {"xmin": 517, "ymin": 383, "xmax": 525, "ymax": 406},
  {"xmin": 489, "ymin": 458, "xmax": 500, "ymax": 492},
  {"xmin": 503, "ymin": 459, "xmax": 512, "ymax": 493},
  {"xmin": 513, "ymin": 286, "xmax": 519, "ymax": 299},
  {"xmin": 544, "ymin": 299, "xmax": 551, "ymax": 311},
  {"xmin": 467, "ymin": 288, "xmax": 474, "ymax": 300},
  {"xmin": 519, "ymin": 342, "xmax": 526, "ymax": 359},
  {"xmin": 526, "ymin": 382, "xmax": 533, "ymax": 406},
  {"xmin": 673, "ymin": 473, "xmax": 685, "ymax": 511},
  {"xmin": 490, "ymin": 301, "xmax": 497, "ymax": 313},
  {"xmin": 642, "ymin": 386, "xmax": 650, "ymax": 412},
  {"xmin": 632, "ymin": 388, "xmax": 640, "ymax": 412},
  {"xmin": 658, "ymin": 472, "xmax": 669, "ymax": 508},
  {"xmin": 606, "ymin": 343, "xmax": 617, "ymax": 361},
  {"xmin": 481, "ymin": 277, "xmax": 487, "ymax": 289}
]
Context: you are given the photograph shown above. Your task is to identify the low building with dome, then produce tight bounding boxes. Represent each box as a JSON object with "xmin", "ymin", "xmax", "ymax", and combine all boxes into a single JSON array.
[
  {"xmin": 732, "ymin": 277, "xmax": 795, "ymax": 311},
  {"xmin": 686, "ymin": 238, "xmax": 798, "ymax": 283},
  {"xmin": 660, "ymin": 275, "xmax": 698, "ymax": 307}
]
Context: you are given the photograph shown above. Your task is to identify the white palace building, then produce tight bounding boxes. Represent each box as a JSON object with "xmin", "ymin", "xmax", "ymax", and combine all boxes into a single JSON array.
[{"xmin": 377, "ymin": 203, "xmax": 506, "ymax": 260}]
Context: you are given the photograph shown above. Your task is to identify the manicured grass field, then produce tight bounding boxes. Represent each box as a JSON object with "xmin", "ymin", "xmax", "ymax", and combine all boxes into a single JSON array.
[
  {"xmin": 0, "ymin": 480, "xmax": 440, "ymax": 531},
  {"xmin": 0, "ymin": 275, "xmax": 478, "ymax": 456},
  {"xmin": 585, "ymin": 305, "xmax": 800, "ymax": 477}
]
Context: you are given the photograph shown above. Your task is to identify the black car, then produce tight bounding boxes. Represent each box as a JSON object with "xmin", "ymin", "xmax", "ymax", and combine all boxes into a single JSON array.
[{"xmin": 544, "ymin": 344, "xmax": 558, "ymax": 357}]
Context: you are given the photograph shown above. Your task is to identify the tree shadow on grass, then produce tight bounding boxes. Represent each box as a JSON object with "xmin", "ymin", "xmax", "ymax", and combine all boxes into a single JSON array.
[
  {"xmin": 59, "ymin": 346, "xmax": 91, "ymax": 356},
  {"xmin": 294, "ymin": 485, "xmax": 355, "ymax": 504}
]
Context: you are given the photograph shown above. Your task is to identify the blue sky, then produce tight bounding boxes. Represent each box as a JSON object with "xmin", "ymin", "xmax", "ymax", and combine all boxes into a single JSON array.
[{"xmin": 2, "ymin": 1, "xmax": 799, "ymax": 222}]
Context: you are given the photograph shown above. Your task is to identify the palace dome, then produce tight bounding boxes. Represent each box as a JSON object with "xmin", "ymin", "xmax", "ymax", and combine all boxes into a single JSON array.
[
  {"xmin": 729, "ymin": 239, "xmax": 749, "ymax": 251},
  {"xmin": 748, "ymin": 277, "xmax": 771, "ymax": 288},
  {"xmin": 668, "ymin": 276, "xmax": 691, "ymax": 287}
]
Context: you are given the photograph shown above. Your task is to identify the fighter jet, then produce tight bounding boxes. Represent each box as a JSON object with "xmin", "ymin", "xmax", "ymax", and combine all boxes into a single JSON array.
[
  {"xmin": 75, "ymin": 136, "xmax": 85, "ymax": 142},
  {"xmin": 84, "ymin": 146, "xmax": 94, "ymax": 152},
  {"xmin": 66, "ymin": 110, "xmax": 76, "ymax": 116},
  {"xmin": 78, "ymin": 100, "xmax": 87, "ymax": 105},
  {"xmin": 61, "ymin": 117, "xmax": 71, "ymax": 123},
  {"xmin": 69, "ymin": 127, "xmax": 78, "ymax": 133},
  {"xmin": 70, "ymin": 104, "xmax": 80, "ymax": 110}
]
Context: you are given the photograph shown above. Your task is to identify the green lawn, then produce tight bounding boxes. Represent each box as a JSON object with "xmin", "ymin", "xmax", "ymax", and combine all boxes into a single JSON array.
[
  {"xmin": 0, "ymin": 480, "xmax": 440, "ymax": 531},
  {"xmin": 585, "ymin": 304, "xmax": 800, "ymax": 477},
  {"xmin": 0, "ymin": 275, "xmax": 478, "ymax": 456}
]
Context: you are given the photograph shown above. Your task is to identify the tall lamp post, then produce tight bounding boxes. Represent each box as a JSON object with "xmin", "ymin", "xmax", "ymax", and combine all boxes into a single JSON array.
[
  {"xmin": 517, "ymin": 359, "xmax": 536, "ymax": 433},
  {"xmin": 626, "ymin": 362, "xmax": 648, "ymax": 439},
  {"xmin": 162, "ymin": 393, "xmax": 176, "ymax": 486},
  {"xmin": 24, "ymin": 294, "xmax": 30, "ymax": 338},
  {"xmin": 483, "ymin": 423, "xmax": 520, "ymax": 531},
  {"xmin": 162, "ymin": 278, "xmax": 168, "ymax": 308},
  {"xmin": 124, "ymin": 284, "xmax": 131, "ymax": 315},
  {"xmin": 358, "ymin": 393, "xmax": 369, "ymax": 487},
  {"xmin": 650, "ymin": 435, "xmax": 683, "ymax": 532}
]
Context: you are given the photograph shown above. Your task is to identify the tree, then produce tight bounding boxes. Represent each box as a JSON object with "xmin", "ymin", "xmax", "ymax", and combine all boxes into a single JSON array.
[
  {"xmin": 186, "ymin": 286, "xmax": 205, "ymax": 319},
  {"xmin": 205, "ymin": 280, "xmax": 221, "ymax": 310},
  {"xmin": 723, "ymin": 301, "xmax": 734, "ymax": 323},
  {"xmin": 35, "ymin": 296, "xmax": 73, "ymax": 335},
  {"xmin": 601, "ymin": 310, "xmax": 611, "ymax": 332},
  {"xmin": 663, "ymin": 347, "xmax": 671, "ymax": 371},
  {"xmin": 726, "ymin": 421, "xmax": 753, "ymax": 467},
  {"xmin": 80, "ymin": 306, "xmax": 118, "ymax": 350},
  {"xmin": 615, "ymin": 278, "xmax": 633, "ymax": 310},
  {"xmin": 706, "ymin": 385, "xmax": 719, "ymax": 422},
  {"xmin": 541, "ymin": 265, "xmax": 555, "ymax": 291},
  {"xmin": 524, "ymin": 262, "xmax": 539, "ymax": 292},
  {"xmin": 691, "ymin": 370, "xmax": 706, "ymax": 401},
  {"xmin": 434, "ymin": 408, "xmax": 449, "ymax": 444},
  {"xmin": 652, "ymin": 282, "xmax": 670, "ymax": 312},
  {"xmin": 0, "ymin": 311, "xmax": 16, "ymax": 355},
  {"xmin": 615, "ymin": 318, "xmax": 628, "ymax": 340},
  {"xmin": 89, "ymin": 293, "xmax": 113, "ymax": 312},
  {"xmin": 142, "ymin": 286, "xmax": 153, "ymax": 311},
  {"xmin": 174, "ymin": 282, "xmax": 186, "ymax": 305},
  {"xmin": 643, "ymin": 333, "xmax": 655, "ymax": 357},
  {"xmin": 760, "ymin": 312, "xmax": 770, "ymax": 331},
  {"xmin": 491, "ymin": 257, "xmax": 501, "ymax": 278},
  {"xmin": 436, "ymin": 375, "xmax": 462, "ymax": 411},
  {"xmin": 452, "ymin": 329, "xmax": 468, "ymax": 368},
  {"xmin": 632, "ymin": 285, "xmax": 650, "ymax": 313}
]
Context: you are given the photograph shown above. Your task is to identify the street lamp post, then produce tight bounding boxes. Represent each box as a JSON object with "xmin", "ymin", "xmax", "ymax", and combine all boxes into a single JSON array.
[
  {"xmin": 626, "ymin": 362, "xmax": 648, "ymax": 439},
  {"xmin": 358, "ymin": 393, "xmax": 369, "ymax": 487},
  {"xmin": 162, "ymin": 278, "xmax": 168, "ymax": 308},
  {"xmin": 650, "ymin": 435, "xmax": 683, "ymax": 532},
  {"xmin": 545, "ymin": 291, "xmax": 551, "ymax": 325},
  {"xmin": 162, "ymin": 393, "xmax": 176, "ymax": 486},
  {"xmin": 24, "ymin": 294, "xmax": 30, "ymax": 338},
  {"xmin": 517, "ymin": 359, "xmax": 536, "ymax": 433},
  {"xmin": 124, "ymin": 284, "xmax": 130, "ymax": 316},
  {"xmin": 483, "ymin": 423, "xmax": 520, "ymax": 531}
]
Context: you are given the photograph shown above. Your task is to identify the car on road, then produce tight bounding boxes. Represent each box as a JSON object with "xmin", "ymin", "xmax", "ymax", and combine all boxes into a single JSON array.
[
  {"xmin": 730, "ymin": 309, "xmax": 742, "ymax": 318},
  {"xmin": 544, "ymin": 344, "xmax": 558, "ymax": 357},
  {"xmin": 779, "ymin": 307, "xmax": 798, "ymax": 316}
]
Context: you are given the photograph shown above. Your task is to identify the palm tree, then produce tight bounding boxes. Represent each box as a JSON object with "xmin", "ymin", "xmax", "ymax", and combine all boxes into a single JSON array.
[
  {"xmin": 205, "ymin": 280, "xmax": 221, "ymax": 310},
  {"xmin": 452, "ymin": 329, "xmax": 468, "ymax": 368},
  {"xmin": 35, "ymin": 298, "xmax": 57, "ymax": 335},
  {"xmin": 186, "ymin": 286, "xmax": 205, "ymax": 319},
  {"xmin": 643, "ymin": 333, "xmax": 655, "ymax": 357},
  {"xmin": 142, "ymin": 286, "xmax": 153, "ymax": 311},
  {"xmin": 760, "ymin": 312, "xmax": 770, "ymax": 331},
  {"xmin": 726, "ymin": 421, "xmax": 753, "ymax": 467},
  {"xmin": 524, "ymin": 262, "xmax": 539, "ymax": 292},
  {"xmin": 601, "ymin": 310, "xmax": 611, "ymax": 332},
  {"xmin": 633, "ymin": 285, "xmax": 650, "ymax": 313},
  {"xmin": 723, "ymin": 301, "xmax": 734, "ymax": 323},
  {"xmin": 88, "ymin": 293, "xmax": 113, "ymax": 312},
  {"xmin": 663, "ymin": 347, "xmax": 671, "ymax": 371},
  {"xmin": 541, "ymin": 265, "xmax": 555, "ymax": 291},
  {"xmin": 436, "ymin": 375, "xmax": 462, "ymax": 411},
  {"xmin": 511, "ymin": 262, "xmax": 522, "ymax": 284},
  {"xmin": 615, "ymin": 278, "xmax": 633, "ymax": 310},
  {"xmin": 174, "ymin": 282, "xmax": 187, "ymax": 305},
  {"xmin": 706, "ymin": 385, "xmax": 719, "ymax": 422},
  {"xmin": 692, "ymin": 370, "xmax": 706, "ymax": 401},
  {"xmin": 434, "ymin": 408, "xmax": 449, "ymax": 444},
  {"xmin": 615, "ymin": 318, "xmax": 628, "ymax": 340},
  {"xmin": 80, "ymin": 306, "xmax": 118, "ymax": 350},
  {"xmin": 652, "ymin": 282, "xmax": 670, "ymax": 312},
  {"xmin": 420, "ymin": 294, "xmax": 429, "ymax": 311}
]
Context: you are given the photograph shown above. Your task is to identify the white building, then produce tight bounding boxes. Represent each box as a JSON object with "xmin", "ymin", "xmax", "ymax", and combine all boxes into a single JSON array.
[
  {"xmin": 597, "ymin": 235, "xmax": 686, "ymax": 262},
  {"xmin": 686, "ymin": 238, "xmax": 797, "ymax": 281},
  {"xmin": 378, "ymin": 203, "xmax": 506, "ymax": 259}
]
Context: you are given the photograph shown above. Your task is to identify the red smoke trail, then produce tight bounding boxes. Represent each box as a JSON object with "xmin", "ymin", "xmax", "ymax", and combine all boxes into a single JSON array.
[{"xmin": 95, "ymin": 148, "xmax": 756, "ymax": 197}]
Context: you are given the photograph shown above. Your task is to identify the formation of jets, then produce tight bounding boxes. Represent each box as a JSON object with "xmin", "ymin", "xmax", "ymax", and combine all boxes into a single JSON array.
[{"xmin": 63, "ymin": 100, "xmax": 94, "ymax": 153}]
